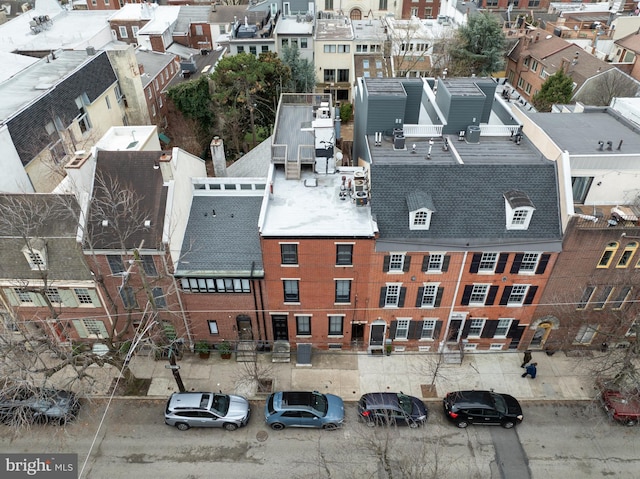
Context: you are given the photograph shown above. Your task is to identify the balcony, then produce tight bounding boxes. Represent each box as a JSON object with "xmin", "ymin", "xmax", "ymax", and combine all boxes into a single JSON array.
[{"xmin": 574, "ymin": 204, "xmax": 640, "ymax": 230}]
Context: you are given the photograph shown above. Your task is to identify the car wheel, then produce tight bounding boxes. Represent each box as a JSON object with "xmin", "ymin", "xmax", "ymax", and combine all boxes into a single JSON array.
[
  {"xmin": 270, "ymin": 422, "xmax": 285, "ymax": 431},
  {"xmin": 323, "ymin": 423, "xmax": 339, "ymax": 430},
  {"xmin": 175, "ymin": 422, "xmax": 190, "ymax": 431},
  {"xmin": 365, "ymin": 420, "xmax": 376, "ymax": 427},
  {"xmin": 409, "ymin": 420, "xmax": 420, "ymax": 429},
  {"xmin": 625, "ymin": 419, "xmax": 637, "ymax": 427},
  {"xmin": 456, "ymin": 420, "xmax": 469, "ymax": 428},
  {"xmin": 502, "ymin": 421, "xmax": 515, "ymax": 429},
  {"xmin": 223, "ymin": 422, "xmax": 238, "ymax": 431}
]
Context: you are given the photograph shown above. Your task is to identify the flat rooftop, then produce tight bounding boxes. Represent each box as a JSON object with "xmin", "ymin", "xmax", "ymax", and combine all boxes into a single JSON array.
[
  {"xmin": 259, "ymin": 166, "xmax": 377, "ymax": 237},
  {"xmin": 315, "ymin": 18, "xmax": 353, "ymax": 41}
]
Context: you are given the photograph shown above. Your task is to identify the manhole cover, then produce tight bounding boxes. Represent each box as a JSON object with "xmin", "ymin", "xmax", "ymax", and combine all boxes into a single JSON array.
[{"xmin": 256, "ymin": 430, "xmax": 268, "ymax": 442}]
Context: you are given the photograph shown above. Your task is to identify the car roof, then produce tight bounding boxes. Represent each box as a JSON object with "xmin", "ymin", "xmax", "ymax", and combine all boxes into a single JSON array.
[
  {"xmin": 448, "ymin": 390, "xmax": 494, "ymax": 407},
  {"xmin": 168, "ymin": 392, "xmax": 212, "ymax": 410},
  {"xmin": 361, "ymin": 392, "xmax": 402, "ymax": 407}
]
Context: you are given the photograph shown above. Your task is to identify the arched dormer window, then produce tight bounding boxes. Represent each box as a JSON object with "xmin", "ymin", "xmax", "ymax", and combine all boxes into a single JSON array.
[
  {"xmin": 504, "ymin": 190, "xmax": 535, "ymax": 230},
  {"xmin": 598, "ymin": 241, "xmax": 619, "ymax": 268},
  {"xmin": 407, "ymin": 191, "xmax": 435, "ymax": 231}
]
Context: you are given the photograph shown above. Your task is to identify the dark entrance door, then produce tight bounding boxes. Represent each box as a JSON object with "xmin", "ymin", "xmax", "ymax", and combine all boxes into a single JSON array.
[
  {"xmin": 351, "ymin": 323, "xmax": 365, "ymax": 348},
  {"xmin": 236, "ymin": 315, "xmax": 253, "ymax": 340},
  {"xmin": 370, "ymin": 323, "xmax": 385, "ymax": 346},
  {"xmin": 272, "ymin": 315, "xmax": 289, "ymax": 341}
]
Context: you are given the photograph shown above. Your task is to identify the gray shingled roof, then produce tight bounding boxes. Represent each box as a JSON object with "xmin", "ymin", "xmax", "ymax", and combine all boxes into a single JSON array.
[
  {"xmin": 370, "ymin": 162, "xmax": 563, "ymax": 252},
  {"xmin": 175, "ymin": 196, "xmax": 263, "ymax": 276}
]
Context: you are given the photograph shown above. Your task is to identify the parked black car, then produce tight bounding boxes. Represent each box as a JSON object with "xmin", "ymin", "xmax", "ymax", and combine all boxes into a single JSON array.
[
  {"xmin": 358, "ymin": 392, "xmax": 428, "ymax": 428},
  {"xmin": 0, "ymin": 386, "xmax": 80, "ymax": 425},
  {"xmin": 443, "ymin": 390, "xmax": 523, "ymax": 429}
]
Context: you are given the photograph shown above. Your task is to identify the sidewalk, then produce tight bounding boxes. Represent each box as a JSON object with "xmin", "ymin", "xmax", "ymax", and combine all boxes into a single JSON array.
[{"xmin": 125, "ymin": 349, "xmax": 596, "ymax": 402}]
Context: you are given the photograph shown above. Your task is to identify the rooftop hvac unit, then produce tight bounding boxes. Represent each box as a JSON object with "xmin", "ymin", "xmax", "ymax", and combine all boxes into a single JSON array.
[
  {"xmin": 394, "ymin": 134, "xmax": 405, "ymax": 150},
  {"xmin": 466, "ymin": 125, "xmax": 481, "ymax": 144}
]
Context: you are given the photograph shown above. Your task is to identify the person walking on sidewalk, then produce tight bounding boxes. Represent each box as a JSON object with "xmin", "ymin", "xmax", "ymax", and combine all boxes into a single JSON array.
[
  {"xmin": 521, "ymin": 350, "xmax": 532, "ymax": 368},
  {"xmin": 521, "ymin": 362, "xmax": 537, "ymax": 379}
]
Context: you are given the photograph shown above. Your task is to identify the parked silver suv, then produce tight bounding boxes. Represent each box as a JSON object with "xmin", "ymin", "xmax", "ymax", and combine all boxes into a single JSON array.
[{"xmin": 164, "ymin": 392, "xmax": 250, "ymax": 431}]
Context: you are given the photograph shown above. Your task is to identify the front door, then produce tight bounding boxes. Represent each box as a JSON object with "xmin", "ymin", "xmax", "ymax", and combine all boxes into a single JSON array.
[
  {"xmin": 351, "ymin": 323, "xmax": 364, "ymax": 347},
  {"xmin": 529, "ymin": 323, "xmax": 552, "ymax": 350},
  {"xmin": 369, "ymin": 322, "xmax": 385, "ymax": 346},
  {"xmin": 236, "ymin": 315, "xmax": 253, "ymax": 340},
  {"xmin": 272, "ymin": 315, "xmax": 289, "ymax": 341}
]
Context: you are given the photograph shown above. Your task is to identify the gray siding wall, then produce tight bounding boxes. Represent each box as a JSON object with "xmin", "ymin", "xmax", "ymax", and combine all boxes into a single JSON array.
[{"xmin": 401, "ymin": 80, "xmax": 423, "ymax": 125}]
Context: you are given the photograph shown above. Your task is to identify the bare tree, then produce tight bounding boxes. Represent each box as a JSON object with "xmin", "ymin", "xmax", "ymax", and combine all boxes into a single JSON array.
[{"xmin": 573, "ymin": 69, "xmax": 640, "ymax": 107}]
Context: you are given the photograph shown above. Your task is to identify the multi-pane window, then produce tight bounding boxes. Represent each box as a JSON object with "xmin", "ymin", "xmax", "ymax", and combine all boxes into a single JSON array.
[
  {"xmin": 142, "ymin": 255, "xmax": 157, "ymax": 276},
  {"xmin": 421, "ymin": 319, "xmax": 436, "ymax": 339},
  {"xmin": 617, "ymin": 242, "xmax": 638, "ymax": 268},
  {"xmin": 26, "ymin": 251, "xmax": 45, "ymax": 267},
  {"xmin": 593, "ymin": 286, "xmax": 613, "ymax": 309},
  {"xmin": 152, "ymin": 287, "xmax": 167, "ymax": 308},
  {"xmin": 180, "ymin": 278, "xmax": 250, "ymax": 293},
  {"xmin": 478, "ymin": 253, "xmax": 498, "ymax": 272},
  {"xmin": 413, "ymin": 211, "xmax": 428, "ymax": 226},
  {"xmin": 468, "ymin": 318, "xmax": 485, "ymax": 337},
  {"xmin": 249, "ymin": 46, "xmax": 257, "ymax": 55},
  {"xmin": 301, "ymin": 38, "xmax": 308, "ymax": 48},
  {"xmin": 296, "ymin": 315, "xmax": 311, "ymax": 335},
  {"xmin": 420, "ymin": 284, "xmax": 438, "ymax": 307},
  {"xmin": 385, "ymin": 284, "xmax": 401, "ymax": 306},
  {"xmin": 280, "ymin": 243, "xmax": 298, "ymax": 265},
  {"xmin": 325, "ymin": 0, "xmax": 333, "ymax": 9},
  {"xmin": 74, "ymin": 288, "xmax": 93, "ymax": 305},
  {"xmin": 107, "ymin": 255, "xmax": 125, "ymax": 274},
  {"xmin": 119, "ymin": 26, "xmax": 128, "ymax": 38},
  {"xmin": 336, "ymin": 244, "xmax": 353, "ymax": 265},
  {"xmin": 120, "ymin": 286, "xmax": 137, "ymax": 309},
  {"xmin": 283, "ymin": 280, "xmax": 299, "ymax": 302},
  {"xmin": 328, "ymin": 315, "xmax": 344, "ymax": 335},
  {"xmin": 15, "ymin": 289, "xmax": 33, "ymax": 303},
  {"xmin": 597, "ymin": 242, "xmax": 618, "ymax": 268},
  {"xmin": 519, "ymin": 253, "xmax": 540, "ymax": 273},
  {"xmin": 572, "ymin": 176, "xmax": 593, "ymax": 204},
  {"xmin": 511, "ymin": 209, "xmax": 529, "ymax": 226},
  {"xmin": 426, "ymin": 254, "xmax": 444, "ymax": 271},
  {"xmin": 74, "ymin": 319, "xmax": 108, "ymax": 338},
  {"xmin": 577, "ymin": 286, "xmax": 595, "ymax": 309},
  {"xmin": 395, "ymin": 319, "xmax": 410, "ymax": 339},
  {"xmin": 337, "ymin": 45, "xmax": 350, "ymax": 53},
  {"xmin": 626, "ymin": 320, "xmax": 638, "ymax": 337},
  {"xmin": 574, "ymin": 324, "xmax": 598, "ymax": 344},
  {"xmin": 611, "ymin": 286, "xmax": 632, "ymax": 309},
  {"xmin": 389, "ymin": 253, "xmax": 405, "ymax": 272},
  {"xmin": 335, "ymin": 280, "xmax": 351, "ymax": 303},
  {"xmin": 45, "ymin": 288, "xmax": 62, "ymax": 304},
  {"xmin": 469, "ymin": 285, "xmax": 489, "ymax": 304},
  {"xmin": 324, "ymin": 69, "xmax": 336, "ymax": 82},
  {"xmin": 379, "ymin": 0, "xmax": 387, "ymax": 9},
  {"xmin": 495, "ymin": 319, "xmax": 512, "ymax": 337},
  {"xmin": 324, "ymin": 45, "xmax": 337, "ymax": 53},
  {"xmin": 507, "ymin": 285, "xmax": 529, "ymax": 305},
  {"xmin": 338, "ymin": 69, "xmax": 349, "ymax": 82}
]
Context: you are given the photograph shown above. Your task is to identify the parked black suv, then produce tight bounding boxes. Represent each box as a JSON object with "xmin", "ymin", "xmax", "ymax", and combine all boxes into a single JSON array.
[
  {"xmin": 443, "ymin": 390, "xmax": 523, "ymax": 429},
  {"xmin": 358, "ymin": 392, "xmax": 428, "ymax": 428},
  {"xmin": 0, "ymin": 386, "xmax": 80, "ymax": 425}
]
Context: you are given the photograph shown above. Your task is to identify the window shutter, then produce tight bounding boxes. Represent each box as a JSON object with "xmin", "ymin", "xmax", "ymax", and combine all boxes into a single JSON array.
[
  {"xmin": 535, "ymin": 254, "xmax": 551, "ymax": 275},
  {"xmin": 389, "ymin": 320, "xmax": 397, "ymax": 338},
  {"xmin": 383, "ymin": 256, "xmax": 390, "ymax": 272},
  {"xmin": 442, "ymin": 255, "xmax": 450, "ymax": 272},
  {"xmin": 403, "ymin": 256, "xmax": 411, "ymax": 272},
  {"xmin": 398, "ymin": 287, "xmax": 406, "ymax": 307},
  {"xmin": 31, "ymin": 292, "xmax": 47, "ymax": 307},
  {"xmin": 448, "ymin": 320, "xmax": 462, "ymax": 341},
  {"xmin": 486, "ymin": 286, "xmax": 499, "ymax": 305},
  {"xmin": 88, "ymin": 289, "xmax": 102, "ymax": 307},
  {"xmin": 408, "ymin": 320, "xmax": 420, "ymax": 339},
  {"xmin": 499, "ymin": 287, "xmax": 512, "ymax": 305},
  {"xmin": 58, "ymin": 289, "xmax": 78, "ymax": 307},
  {"xmin": 3, "ymin": 288, "xmax": 20, "ymax": 306},
  {"xmin": 524, "ymin": 286, "xmax": 538, "ymax": 305},
  {"xmin": 482, "ymin": 320, "xmax": 498, "ymax": 338},
  {"xmin": 435, "ymin": 287, "xmax": 444, "ymax": 307},
  {"xmin": 461, "ymin": 285, "xmax": 473, "ymax": 305},
  {"xmin": 510, "ymin": 253, "xmax": 524, "ymax": 274},
  {"xmin": 470, "ymin": 253, "xmax": 481, "ymax": 273},
  {"xmin": 433, "ymin": 321, "xmax": 443, "ymax": 340},
  {"xmin": 495, "ymin": 253, "xmax": 509, "ymax": 274},
  {"xmin": 507, "ymin": 319, "xmax": 520, "ymax": 337},
  {"xmin": 379, "ymin": 287, "xmax": 387, "ymax": 307},
  {"xmin": 461, "ymin": 320, "xmax": 472, "ymax": 338},
  {"xmin": 421, "ymin": 255, "xmax": 430, "ymax": 272},
  {"xmin": 509, "ymin": 325, "xmax": 525, "ymax": 348},
  {"xmin": 416, "ymin": 287, "xmax": 425, "ymax": 307}
]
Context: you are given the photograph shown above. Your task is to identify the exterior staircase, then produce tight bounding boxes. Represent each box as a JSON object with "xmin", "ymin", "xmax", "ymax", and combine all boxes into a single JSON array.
[
  {"xmin": 443, "ymin": 342, "xmax": 464, "ymax": 364},
  {"xmin": 235, "ymin": 340, "xmax": 257, "ymax": 362}
]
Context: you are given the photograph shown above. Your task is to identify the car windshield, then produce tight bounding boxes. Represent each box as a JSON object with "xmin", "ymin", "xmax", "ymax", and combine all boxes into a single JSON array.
[
  {"xmin": 491, "ymin": 393, "xmax": 507, "ymax": 414},
  {"xmin": 313, "ymin": 393, "xmax": 328, "ymax": 415},
  {"xmin": 398, "ymin": 394, "xmax": 413, "ymax": 414},
  {"xmin": 211, "ymin": 394, "xmax": 230, "ymax": 415}
]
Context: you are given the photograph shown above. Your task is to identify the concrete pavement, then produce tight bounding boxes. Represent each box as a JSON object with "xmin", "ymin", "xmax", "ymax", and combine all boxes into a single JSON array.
[{"xmin": 125, "ymin": 349, "xmax": 596, "ymax": 402}]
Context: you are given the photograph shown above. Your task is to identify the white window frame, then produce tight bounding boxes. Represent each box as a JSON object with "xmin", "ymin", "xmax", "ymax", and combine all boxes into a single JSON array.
[
  {"xmin": 395, "ymin": 318, "xmax": 410, "ymax": 340},
  {"xmin": 420, "ymin": 318, "xmax": 437, "ymax": 340},
  {"xmin": 490, "ymin": 343, "xmax": 504, "ymax": 351},
  {"xmin": 45, "ymin": 287, "xmax": 62, "ymax": 305},
  {"xmin": 463, "ymin": 343, "xmax": 478, "ymax": 351},
  {"xmin": 507, "ymin": 285, "xmax": 529, "ymax": 306},
  {"xmin": 467, "ymin": 318, "xmax": 485, "ymax": 338},
  {"xmin": 14, "ymin": 288, "xmax": 34, "ymax": 304},
  {"xmin": 388, "ymin": 253, "xmax": 405, "ymax": 272},
  {"xmin": 384, "ymin": 283, "xmax": 402, "ymax": 307},
  {"xmin": 494, "ymin": 318, "xmax": 513, "ymax": 338},
  {"xmin": 74, "ymin": 319, "xmax": 108, "ymax": 339},
  {"xmin": 519, "ymin": 253, "xmax": 540, "ymax": 273},
  {"xmin": 410, "ymin": 209, "xmax": 432, "ymax": 230},
  {"xmin": 478, "ymin": 253, "xmax": 498, "ymax": 272},
  {"xmin": 420, "ymin": 283, "xmax": 438, "ymax": 307},
  {"xmin": 118, "ymin": 26, "xmax": 128, "ymax": 38},
  {"xmin": 132, "ymin": 26, "xmax": 139, "ymax": 37},
  {"xmin": 426, "ymin": 253, "xmax": 444, "ymax": 272},
  {"xmin": 74, "ymin": 288, "xmax": 95, "ymax": 306},
  {"xmin": 469, "ymin": 284, "xmax": 489, "ymax": 305}
]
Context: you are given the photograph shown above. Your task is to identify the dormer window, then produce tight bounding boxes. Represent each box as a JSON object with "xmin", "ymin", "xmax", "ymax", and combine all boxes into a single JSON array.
[
  {"xmin": 504, "ymin": 190, "xmax": 535, "ymax": 230},
  {"xmin": 407, "ymin": 191, "xmax": 435, "ymax": 231},
  {"xmin": 22, "ymin": 238, "xmax": 47, "ymax": 271}
]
